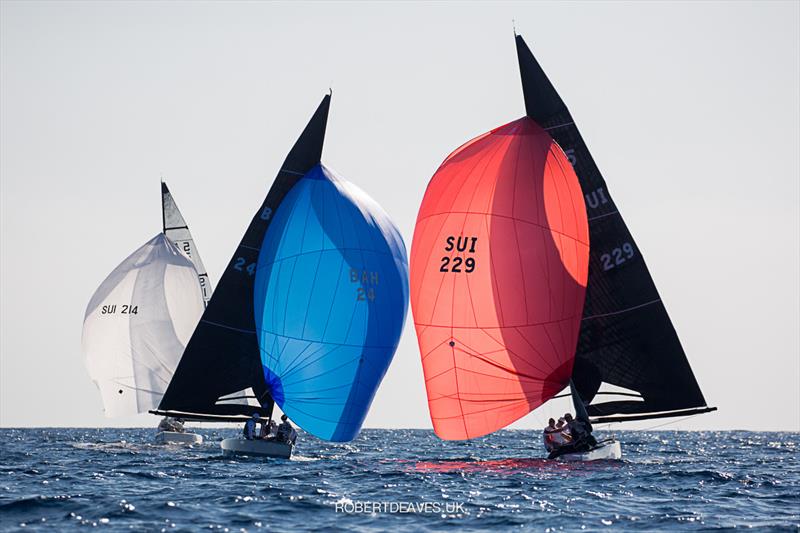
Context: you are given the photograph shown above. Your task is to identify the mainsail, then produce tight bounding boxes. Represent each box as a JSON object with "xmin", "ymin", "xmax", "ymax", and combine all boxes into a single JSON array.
[
  {"xmin": 82, "ymin": 234, "xmax": 205, "ymax": 417},
  {"xmin": 515, "ymin": 35, "xmax": 714, "ymax": 422},
  {"xmin": 161, "ymin": 181, "xmax": 212, "ymax": 305},
  {"xmin": 160, "ymin": 94, "xmax": 392, "ymax": 424},
  {"xmin": 410, "ymin": 118, "xmax": 590, "ymax": 440},
  {"xmin": 255, "ymin": 163, "xmax": 409, "ymax": 442}
]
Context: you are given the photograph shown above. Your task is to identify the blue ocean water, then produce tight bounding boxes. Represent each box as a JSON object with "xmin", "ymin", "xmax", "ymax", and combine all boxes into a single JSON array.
[{"xmin": 0, "ymin": 429, "xmax": 797, "ymax": 531}]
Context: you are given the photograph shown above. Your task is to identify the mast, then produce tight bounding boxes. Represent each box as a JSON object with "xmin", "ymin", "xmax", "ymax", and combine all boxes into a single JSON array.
[
  {"xmin": 569, "ymin": 379, "xmax": 590, "ymax": 424},
  {"xmin": 516, "ymin": 34, "xmax": 715, "ymax": 423},
  {"xmin": 154, "ymin": 95, "xmax": 330, "ymax": 421}
]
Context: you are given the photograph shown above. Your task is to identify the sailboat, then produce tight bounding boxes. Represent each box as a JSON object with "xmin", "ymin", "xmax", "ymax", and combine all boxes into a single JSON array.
[
  {"xmin": 409, "ymin": 33, "xmax": 715, "ymax": 461},
  {"xmin": 152, "ymin": 94, "xmax": 409, "ymax": 458},
  {"xmin": 82, "ymin": 182, "xmax": 211, "ymax": 444}
]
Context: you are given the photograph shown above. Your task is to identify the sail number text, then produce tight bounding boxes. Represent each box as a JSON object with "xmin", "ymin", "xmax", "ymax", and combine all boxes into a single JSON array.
[
  {"xmin": 174, "ymin": 240, "xmax": 193, "ymax": 257},
  {"xmin": 233, "ymin": 257, "xmax": 256, "ymax": 276},
  {"xmin": 100, "ymin": 305, "xmax": 138, "ymax": 315},
  {"xmin": 584, "ymin": 187, "xmax": 610, "ymax": 210},
  {"xmin": 600, "ymin": 243, "xmax": 635, "ymax": 271},
  {"xmin": 352, "ymin": 269, "xmax": 378, "ymax": 301},
  {"xmin": 440, "ymin": 236, "xmax": 477, "ymax": 273}
]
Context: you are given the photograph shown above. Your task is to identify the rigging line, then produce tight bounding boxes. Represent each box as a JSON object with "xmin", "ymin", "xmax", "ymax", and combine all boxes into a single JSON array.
[
  {"xmin": 280, "ymin": 168, "xmax": 307, "ymax": 176},
  {"xmin": 641, "ymin": 413, "xmax": 701, "ymax": 431},
  {"xmin": 581, "ymin": 298, "xmax": 661, "ymax": 321},
  {"xmin": 587, "ymin": 210, "xmax": 619, "ymax": 222},
  {"xmin": 544, "ymin": 121, "xmax": 575, "ymax": 131},
  {"xmin": 200, "ymin": 319, "xmax": 255, "ymax": 335}
]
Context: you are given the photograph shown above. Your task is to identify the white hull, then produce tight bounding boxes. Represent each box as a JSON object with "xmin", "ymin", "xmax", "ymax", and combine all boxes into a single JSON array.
[
  {"xmin": 220, "ymin": 438, "xmax": 292, "ymax": 459},
  {"xmin": 154, "ymin": 431, "xmax": 203, "ymax": 445},
  {"xmin": 558, "ymin": 439, "xmax": 622, "ymax": 461}
]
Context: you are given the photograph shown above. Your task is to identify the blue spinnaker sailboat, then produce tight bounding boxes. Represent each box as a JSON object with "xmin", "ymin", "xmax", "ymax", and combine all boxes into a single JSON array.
[{"xmin": 254, "ymin": 162, "xmax": 409, "ymax": 442}]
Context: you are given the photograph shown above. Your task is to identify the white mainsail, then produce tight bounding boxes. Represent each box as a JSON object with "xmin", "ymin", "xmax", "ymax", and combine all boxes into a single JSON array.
[
  {"xmin": 161, "ymin": 182, "xmax": 212, "ymax": 304},
  {"xmin": 82, "ymin": 234, "xmax": 205, "ymax": 417}
]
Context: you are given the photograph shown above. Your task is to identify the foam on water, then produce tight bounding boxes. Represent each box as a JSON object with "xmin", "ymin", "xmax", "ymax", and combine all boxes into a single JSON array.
[{"xmin": 0, "ymin": 428, "xmax": 797, "ymax": 531}]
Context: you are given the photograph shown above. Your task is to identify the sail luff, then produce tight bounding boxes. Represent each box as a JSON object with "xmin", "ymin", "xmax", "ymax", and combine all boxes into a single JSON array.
[
  {"xmin": 515, "ymin": 34, "xmax": 712, "ymax": 421},
  {"xmin": 157, "ymin": 95, "xmax": 330, "ymax": 417}
]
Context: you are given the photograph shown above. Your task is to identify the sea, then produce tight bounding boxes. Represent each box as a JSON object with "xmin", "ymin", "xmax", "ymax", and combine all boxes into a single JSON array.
[{"xmin": 0, "ymin": 429, "xmax": 797, "ymax": 531}]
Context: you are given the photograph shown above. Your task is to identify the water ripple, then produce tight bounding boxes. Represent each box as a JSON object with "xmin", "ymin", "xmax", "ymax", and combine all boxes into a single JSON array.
[{"xmin": 0, "ymin": 429, "xmax": 797, "ymax": 531}]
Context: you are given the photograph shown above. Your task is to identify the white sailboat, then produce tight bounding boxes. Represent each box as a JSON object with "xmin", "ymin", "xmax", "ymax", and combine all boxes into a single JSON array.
[{"xmin": 82, "ymin": 182, "xmax": 211, "ymax": 444}]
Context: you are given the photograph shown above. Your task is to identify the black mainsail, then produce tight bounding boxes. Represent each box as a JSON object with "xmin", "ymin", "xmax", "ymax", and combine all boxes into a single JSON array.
[
  {"xmin": 515, "ymin": 35, "xmax": 715, "ymax": 423},
  {"xmin": 154, "ymin": 95, "xmax": 330, "ymax": 422}
]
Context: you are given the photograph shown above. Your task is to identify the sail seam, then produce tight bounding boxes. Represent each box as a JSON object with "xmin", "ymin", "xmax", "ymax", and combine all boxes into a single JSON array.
[
  {"xmin": 200, "ymin": 319, "xmax": 256, "ymax": 334},
  {"xmin": 587, "ymin": 210, "xmax": 619, "ymax": 222},
  {"xmin": 581, "ymin": 298, "xmax": 661, "ymax": 321},
  {"xmin": 544, "ymin": 121, "xmax": 575, "ymax": 131}
]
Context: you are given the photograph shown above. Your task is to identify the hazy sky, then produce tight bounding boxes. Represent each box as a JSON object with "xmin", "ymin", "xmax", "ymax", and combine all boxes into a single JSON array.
[{"xmin": 1, "ymin": 1, "xmax": 798, "ymax": 431}]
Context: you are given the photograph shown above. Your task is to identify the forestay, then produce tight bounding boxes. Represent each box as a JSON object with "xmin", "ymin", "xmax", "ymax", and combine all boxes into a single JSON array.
[{"xmin": 82, "ymin": 234, "xmax": 205, "ymax": 417}]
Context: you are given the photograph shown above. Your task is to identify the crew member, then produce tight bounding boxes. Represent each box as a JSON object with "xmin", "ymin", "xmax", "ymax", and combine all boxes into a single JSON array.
[
  {"xmin": 276, "ymin": 414, "xmax": 297, "ymax": 445},
  {"xmin": 564, "ymin": 413, "xmax": 597, "ymax": 449},
  {"xmin": 243, "ymin": 413, "xmax": 260, "ymax": 440}
]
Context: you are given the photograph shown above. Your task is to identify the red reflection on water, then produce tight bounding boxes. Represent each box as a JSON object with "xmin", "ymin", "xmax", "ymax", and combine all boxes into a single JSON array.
[{"xmin": 410, "ymin": 458, "xmax": 620, "ymax": 474}]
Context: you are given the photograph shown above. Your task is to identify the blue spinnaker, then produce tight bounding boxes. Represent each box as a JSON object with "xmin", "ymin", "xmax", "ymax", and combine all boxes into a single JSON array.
[{"xmin": 254, "ymin": 163, "xmax": 409, "ymax": 442}]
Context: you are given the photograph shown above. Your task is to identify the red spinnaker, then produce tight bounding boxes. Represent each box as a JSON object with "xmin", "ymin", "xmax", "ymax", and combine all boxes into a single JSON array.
[{"xmin": 410, "ymin": 117, "xmax": 590, "ymax": 440}]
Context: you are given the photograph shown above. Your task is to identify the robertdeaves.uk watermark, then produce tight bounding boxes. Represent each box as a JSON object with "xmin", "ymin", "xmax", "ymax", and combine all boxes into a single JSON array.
[{"xmin": 335, "ymin": 499, "xmax": 466, "ymax": 515}]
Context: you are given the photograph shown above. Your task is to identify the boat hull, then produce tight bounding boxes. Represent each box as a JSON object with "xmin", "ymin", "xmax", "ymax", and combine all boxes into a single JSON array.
[
  {"xmin": 220, "ymin": 438, "xmax": 292, "ymax": 459},
  {"xmin": 557, "ymin": 439, "xmax": 622, "ymax": 461},
  {"xmin": 154, "ymin": 431, "xmax": 203, "ymax": 445}
]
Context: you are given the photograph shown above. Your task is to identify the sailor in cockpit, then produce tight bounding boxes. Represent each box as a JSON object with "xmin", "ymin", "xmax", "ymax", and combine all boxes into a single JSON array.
[
  {"xmin": 545, "ymin": 413, "xmax": 598, "ymax": 458},
  {"xmin": 243, "ymin": 413, "xmax": 260, "ymax": 440},
  {"xmin": 276, "ymin": 414, "xmax": 297, "ymax": 445},
  {"xmin": 158, "ymin": 416, "xmax": 185, "ymax": 433},
  {"xmin": 543, "ymin": 417, "xmax": 571, "ymax": 452}
]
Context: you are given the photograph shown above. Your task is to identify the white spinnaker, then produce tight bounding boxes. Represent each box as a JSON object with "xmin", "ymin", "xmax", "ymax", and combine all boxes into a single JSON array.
[
  {"xmin": 82, "ymin": 234, "xmax": 205, "ymax": 417},
  {"xmin": 162, "ymin": 182, "xmax": 212, "ymax": 304}
]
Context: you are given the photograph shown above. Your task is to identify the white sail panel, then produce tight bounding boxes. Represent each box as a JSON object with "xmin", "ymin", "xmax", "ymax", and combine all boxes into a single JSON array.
[
  {"xmin": 82, "ymin": 234, "xmax": 204, "ymax": 417},
  {"xmin": 162, "ymin": 182, "xmax": 212, "ymax": 304}
]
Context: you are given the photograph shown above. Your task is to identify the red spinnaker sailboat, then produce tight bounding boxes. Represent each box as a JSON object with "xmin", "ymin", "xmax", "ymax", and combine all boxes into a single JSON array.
[{"xmin": 410, "ymin": 33, "xmax": 715, "ymax": 448}]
